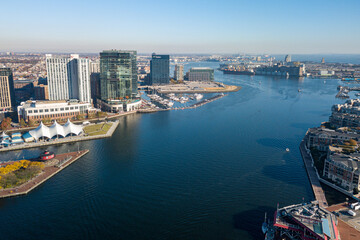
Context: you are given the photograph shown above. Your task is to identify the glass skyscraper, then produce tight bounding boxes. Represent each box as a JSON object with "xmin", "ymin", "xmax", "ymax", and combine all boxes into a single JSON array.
[
  {"xmin": 150, "ymin": 54, "xmax": 169, "ymax": 85},
  {"xmin": 100, "ymin": 50, "xmax": 138, "ymax": 101}
]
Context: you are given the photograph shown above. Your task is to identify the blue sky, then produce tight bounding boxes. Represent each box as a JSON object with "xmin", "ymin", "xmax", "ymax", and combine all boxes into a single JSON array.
[{"xmin": 1, "ymin": 0, "xmax": 359, "ymax": 54}]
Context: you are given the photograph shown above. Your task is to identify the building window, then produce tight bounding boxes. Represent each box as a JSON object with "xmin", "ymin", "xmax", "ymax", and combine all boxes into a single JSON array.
[
  {"xmin": 28, "ymin": 110, "xmax": 33, "ymax": 114},
  {"xmin": 45, "ymin": 109, "xmax": 49, "ymax": 112},
  {"xmin": 51, "ymin": 109, "xmax": 54, "ymax": 112},
  {"xmin": 39, "ymin": 109, "xmax": 43, "ymax": 113},
  {"xmin": 34, "ymin": 110, "xmax": 38, "ymax": 113},
  {"xmin": 60, "ymin": 108, "xmax": 64, "ymax": 111}
]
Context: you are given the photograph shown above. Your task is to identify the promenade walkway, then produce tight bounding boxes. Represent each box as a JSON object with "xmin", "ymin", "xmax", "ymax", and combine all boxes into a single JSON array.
[
  {"xmin": 0, "ymin": 150, "xmax": 89, "ymax": 199},
  {"xmin": 299, "ymin": 139, "xmax": 328, "ymax": 208}
]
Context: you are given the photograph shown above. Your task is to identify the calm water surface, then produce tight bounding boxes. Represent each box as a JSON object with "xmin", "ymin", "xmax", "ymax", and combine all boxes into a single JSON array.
[{"xmin": 0, "ymin": 62, "xmax": 348, "ymax": 239}]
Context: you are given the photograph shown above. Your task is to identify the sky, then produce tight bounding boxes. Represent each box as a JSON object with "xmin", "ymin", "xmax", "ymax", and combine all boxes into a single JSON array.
[{"xmin": 0, "ymin": 0, "xmax": 359, "ymax": 54}]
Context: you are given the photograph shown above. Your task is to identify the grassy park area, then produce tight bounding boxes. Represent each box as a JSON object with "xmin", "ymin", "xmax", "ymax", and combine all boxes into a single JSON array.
[{"xmin": 83, "ymin": 122, "xmax": 113, "ymax": 136}]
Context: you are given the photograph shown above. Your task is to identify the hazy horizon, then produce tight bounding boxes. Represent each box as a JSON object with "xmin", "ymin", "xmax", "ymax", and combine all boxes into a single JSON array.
[{"xmin": 1, "ymin": 0, "xmax": 359, "ymax": 54}]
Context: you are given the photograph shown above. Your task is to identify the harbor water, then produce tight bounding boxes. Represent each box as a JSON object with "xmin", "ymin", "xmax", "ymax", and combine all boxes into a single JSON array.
[{"xmin": 0, "ymin": 61, "xmax": 350, "ymax": 239}]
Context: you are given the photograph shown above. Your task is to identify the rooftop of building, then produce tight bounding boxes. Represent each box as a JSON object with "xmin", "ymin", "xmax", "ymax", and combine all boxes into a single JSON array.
[
  {"xmin": 308, "ymin": 127, "xmax": 359, "ymax": 139},
  {"xmin": 100, "ymin": 50, "xmax": 136, "ymax": 54},
  {"xmin": 275, "ymin": 201, "xmax": 339, "ymax": 240},
  {"xmin": 19, "ymin": 99, "xmax": 91, "ymax": 107},
  {"xmin": 328, "ymin": 152, "xmax": 360, "ymax": 173}
]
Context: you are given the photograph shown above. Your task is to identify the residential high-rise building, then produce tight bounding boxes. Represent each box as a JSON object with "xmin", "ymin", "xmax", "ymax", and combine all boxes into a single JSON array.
[
  {"xmin": 90, "ymin": 60, "xmax": 100, "ymax": 73},
  {"xmin": 150, "ymin": 53, "xmax": 169, "ymax": 85},
  {"xmin": 46, "ymin": 54, "xmax": 91, "ymax": 103},
  {"xmin": 188, "ymin": 67, "xmax": 214, "ymax": 82},
  {"xmin": 284, "ymin": 54, "xmax": 291, "ymax": 63},
  {"xmin": 0, "ymin": 68, "xmax": 16, "ymax": 112},
  {"xmin": 174, "ymin": 64, "xmax": 184, "ymax": 81},
  {"xmin": 99, "ymin": 50, "xmax": 141, "ymax": 112}
]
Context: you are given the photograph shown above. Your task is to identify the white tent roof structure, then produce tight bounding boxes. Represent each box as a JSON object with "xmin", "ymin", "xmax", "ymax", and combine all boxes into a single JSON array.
[
  {"xmin": 63, "ymin": 119, "xmax": 83, "ymax": 136},
  {"xmin": 29, "ymin": 120, "xmax": 83, "ymax": 141},
  {"xmin": 49, "ymin": 120, "xmax": 66, "ymax": 138},
  {"xmin": 1, "ymin": 132, "xmax": 9, "ymax": 139}
]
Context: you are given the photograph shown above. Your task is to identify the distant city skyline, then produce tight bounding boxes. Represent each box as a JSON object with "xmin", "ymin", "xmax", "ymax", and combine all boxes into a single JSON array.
[{"xmin": 0, "ymin": 0, "xmax": 359, "ymax": 54}]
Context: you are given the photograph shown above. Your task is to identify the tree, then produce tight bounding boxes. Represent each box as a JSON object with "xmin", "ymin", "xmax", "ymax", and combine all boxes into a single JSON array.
[
  {"xmin": 0, "ymin": 117, "xmax": 12, "ymax": 130},
  {"xmin": 76, "ymin": 114, "xmax": 85, "ymax": 120},
  {"xmin": 28, "ymin": 119, "xmax": 35, "ymax": 127},
  {"xmin": 96, "ymin": 111, "xmax": 107, "ymax": 118},
  {"xmin": 20, "ymin": 119, "xmax": 27, "ymax": 128},
  {"xmin": 349, "ymin": 139, "xmax": 357, "ymax": 146},
  {"xmin": 354, "ymin": 188, "xmax": 359, "ymax": 195}
]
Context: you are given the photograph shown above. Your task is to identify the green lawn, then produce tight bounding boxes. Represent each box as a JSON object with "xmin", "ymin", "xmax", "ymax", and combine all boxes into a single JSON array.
[{"xmin": 83, "ymin": 123, "xmax": 113, "ymax": 136}]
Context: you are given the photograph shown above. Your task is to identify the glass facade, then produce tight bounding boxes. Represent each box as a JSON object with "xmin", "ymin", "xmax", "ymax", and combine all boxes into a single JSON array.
[
  {"xmin": 150, "ymin": 54, "xmax": 169, "ymax": 85},
  {"xmin": 100, "ymin": 50, "xmax": 138, "ymax": 101}
]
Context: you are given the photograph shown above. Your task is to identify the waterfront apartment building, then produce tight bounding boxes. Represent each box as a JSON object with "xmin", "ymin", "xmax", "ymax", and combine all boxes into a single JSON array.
[
  {"xmin": 90, "ymin": 59, "xmax": 100, "ymax": 73},
  {"xmin": 150, "ymin": 54, "xmax": 170, "ymax": 85},
  {"xmin": 17, "ymin": 100, "xmax": 96, "ymax": 123},
  {"xmin": 46, "ymin": 54, "xmax": 91, "ymax": 103},
  {"xmin": 0, "ymin": 68, "xmax": 16, "ymax": 112},
  {"xmin": 174, "ymin": 64, "xmax": 184, "ymax": 81},
  {"xmin": 99, "ymin": 50, "xmax": 140, "ymax": 112},
  {"xmin": 323, "ymin": 149, "xmax": 360, "ymax": 191},
  {"xmin": 306, "ymin": 127, "xmax": 359, "ymax": 151},
  {"xmin": 188, "ymin": 67, "xmax": 214, "ymax": 82},
  {"xmin": 330, "ymin": 99, "xmax": 360, "ymax": 129}
]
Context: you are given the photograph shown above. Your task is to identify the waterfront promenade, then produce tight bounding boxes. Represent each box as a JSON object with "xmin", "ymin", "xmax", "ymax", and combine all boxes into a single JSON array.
[
  {"xmin": 299, "ymin": 139, "xmax": 328, "ymax": 208},
  {"xmin": 0, "ymin": 150, "xmax": 89, "ymax": 199},
  {"xmin": 0, "ymin": 120, "xmax": 119, "ymax": 153}
]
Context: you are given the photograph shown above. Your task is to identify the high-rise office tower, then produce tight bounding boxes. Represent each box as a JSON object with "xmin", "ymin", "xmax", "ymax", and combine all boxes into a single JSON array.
[
  {"xmin": 0, "ymin": 68, "xmax": 16, "ymax": 111},
  {"xmin": 100, "ymin": 50, "xmax": 138, "ymax": 100},
  {"xmin": 46, "ymin": 54, "xmax": 91, "ymax": 103},
  {"xmin": 150, "ymin": 53, "xmax": 169, "ymax": 85},
  {"xmin": 174, "ymin": 64, "xmax": 184, "ymax": 81},
  {"xmin": 284, "ymin": 55, "xmax": 292, "ymax": 63}
]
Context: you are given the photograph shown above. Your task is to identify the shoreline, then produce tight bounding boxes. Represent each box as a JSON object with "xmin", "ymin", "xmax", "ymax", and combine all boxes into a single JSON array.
[{"xmin": 0, "ymin": 150, "xmax": 89, "ymax": 199}]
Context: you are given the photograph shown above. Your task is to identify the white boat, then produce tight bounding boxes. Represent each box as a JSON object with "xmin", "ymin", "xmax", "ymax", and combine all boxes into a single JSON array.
[
  {"xmin": 286, "ymin": 148, "xmax": 290, "ymax": 152},
  {"xmin": 194, "ymin": 93, "xmax": 203, "ymax": 100}
]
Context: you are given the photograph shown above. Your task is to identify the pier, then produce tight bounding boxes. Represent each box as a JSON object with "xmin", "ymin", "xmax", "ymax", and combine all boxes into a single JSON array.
[
  {"xmin": 138, "ymin": 94, "xmax": 227, "ymax": 113},
  {"xmin": 299, "ymin": 138, "xmax": 328, "ymax": 208},
  {"xmin": 0, "ymin": 150, "xmax": 89, "ymax": 199}
]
